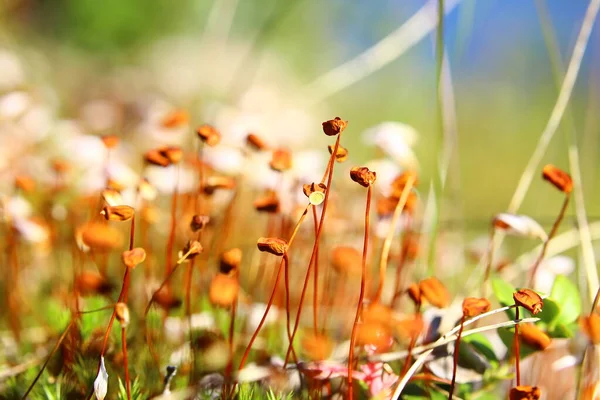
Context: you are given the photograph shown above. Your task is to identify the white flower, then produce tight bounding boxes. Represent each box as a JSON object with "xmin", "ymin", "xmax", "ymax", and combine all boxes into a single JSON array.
[
  {"xmin": 493, "ymin": 213, "xmax": 547, "ymax": 241},
  {"xmin": 0, "ymin": 50, "xmax": 25, "ymax": 91},
  {"xmin": 362, "ymin": 122, "xmax": 419, "ymax": 168},
  {"xmin": 145, "ymin": 164, "xmax": 197, "ymax": 194},
  {"xmin": 14, "ymin": 218, "xmax": 49, "ymax": 243},
  {"xmin": 365, "ymin": 159, "xmax": 401, "ymax": 197},
  {"xmin": 3, "ymin": 195, "xmax": 32, "ymax": 221},
  {"xmin": 204, "ymin": 146, "xmax": 245, "ymax": 175},
  {"xmin": 0, "ymin": 91, "xmax": 31, "ymax": 120},
  {"xmin": 93, "ymin": 356, "xmax": 108, "ymax": 400},
  {"xmin": 534, "ymin": 256, "xmax": 575, "ymax": 294}
]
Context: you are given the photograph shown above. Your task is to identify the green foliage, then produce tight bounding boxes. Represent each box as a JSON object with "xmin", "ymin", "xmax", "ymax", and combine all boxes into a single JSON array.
[
  {"xmin": 463, "ymin": 333, "xmax": 498, "ymax": 363},
  {"xmin": 549, "ymin": 275, "xmax": 581, "ymax": 326},
  {"xmin": 491, "ymin": 278, "xmax": 516, "ymax": 319},
  {"xmin": 46, "ymin": 300, "xmax": 71, "ymax": 333},
  {"xmin": 118, "ymin": 376, "xmax": 144, "ymax": 400},
  {"xmin": 80, "ymin": 296, "xmax": 112, "ymax": 340}
]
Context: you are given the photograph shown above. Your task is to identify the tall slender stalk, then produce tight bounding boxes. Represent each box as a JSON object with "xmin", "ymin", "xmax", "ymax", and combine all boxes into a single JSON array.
[
  {"xmin": 348, "ymin": 185, "xmax": 372, "ymax": 400},
  {"xmin": 528, "ymin": 194, "xmax": 570, "ymax": 286},
  {"xmin": 374, "ymin": 176, "xmax": 414, "ymax": 303},
  {"xmin": 283, "ymin": 135, "xmax": 341, "ymax": 366}
]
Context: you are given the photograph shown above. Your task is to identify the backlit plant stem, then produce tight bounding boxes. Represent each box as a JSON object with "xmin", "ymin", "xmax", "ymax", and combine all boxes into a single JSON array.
[
  {"xmin": 348, "ymin": 185, "xmax": 372, "ymax": 400},
  {"xmin": 223, "ymin": 270, "xmax": 238, "ymax": 398},
  {"xmin": 165, "ymin": 165, "xmax": 180, "ymax": 278},
  {"xmin": 528, "ymin": 194, "xmax": 570, "ymax": 286},
  {"xmin": 122, "ymin": 326, "xmax": 131, "ymax": 400},
  {"xmin": 374, "ymin": 176, "xmax": 414, "ymax": 303},
  {"xmin": 96, "ymin": 213, "xmax": 136, "ymax": 392},
  {"xmin": 238, "ymin": 205, "xmax": 310, "ymax": 370},
  {"xmin": 514, "ymin": 306, "xmax": 521, "ymax": 386},
  {"xmin": 449, "ymin": 315, "xmax": 466, "ymax": 400},
  {"xmin": 283, "ymin": 134, "xmax": 342, "ymax": 366},
  {"xmin": 482, "ymin": 226, "xmax": 496, "ymax": 297},
  {"xmin": 312, "ymin": 206, "xmax": 320, "ymax": 335}
]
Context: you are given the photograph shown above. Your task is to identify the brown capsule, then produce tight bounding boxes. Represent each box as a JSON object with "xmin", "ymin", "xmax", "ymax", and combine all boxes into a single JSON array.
[
  {"xmin": 513, "ymin": 289, "xmax": 543, "ymax": 315},
  {"xmin": 355, "ymin": 321, "xmax": 393, "ymax": 353},
  {"xmin": 101, "ymin": 205, "xmax": 134, "ymax": 222},
  {"xmin": 80, "ymin": 223, "xmax": 124, "ymax": 251},
  {"xmin": 301, "ymin": 333, "xmax": 333, "ymax": 361},
  {"xmin": 579, "ymin": 313, "xmax": 600, "ymax": 345},
  {"xmin": 15, "ymin": 175, "xmax": 36, "ymax": 193},
  {"xmin": 328, "ymin": 144, "xmax": 348, "ymax": 163},
  {"xmin": 509, "ymin": 385, "xmax": 541, "ymax": 400},
  {"xmin": 161, "ymin": 109, "xmax": 189, "ymax": 128},
  {"xmin": 159, "ymin": 145, "xmax": 183, "ymax": 164},
  {"xmin": 178, "ymin": 240, "xmax": 203, "ymax": 262},
  {"xmin": 330, "ymin": 246, "xmax": 361, "ymax": 276},
  {"xmin": 101, "ymin": 135, "xmax": 120, "ymax": 149},
  {"xmin": 395, "ymin": 314, "xmax": 424, "ymax": 342},
  {"xmin": 203, "ymin": 176, "xmax": 236, "ymax": 195},
  {"xmin": 269, "ymin": 148, "xmax": 292, "ymax": 172},
  {"xmin": 419, "ymin": 277, "xmax": 450, "ymax": 308},
  {"xmin": 220, "ymin": 248, "xmax": 242, "ymax": 274},
  {"xmin": 153, "ymin": 287, "xmax": 182, "ymax": 311},
  {"xmin": 302, "ymin": 182, "xmax": 327, "ymax": 206},
  {"xmin": 75, "ymin": 271, "xmax": 113, "ymax": 295},
  {"xmin": 246, "ymin": 133, "xmax": 268, "ymax": 151},
  {"xmin": 363, "ymin": 303, "xmax": 393, "ymax": 327},
  {"xmin": 101, "ymin": 189, "xmax": 123, "ymax": 206},
  {"xmin": 376, "ymin": 196, "xmax": 397, "ymax": 217},
  {"xmin": 462, "ymin": 297, "xmax": 491, "ymax": 318},
  {"xmin": 253, "ymin": 191, "xmax": 280, "ymax": 213},
  {"xmin": 407, "ymin": 283, "xmax": 422, "ymax": 306},
  {"xmin": 391, "ymin": 171, "xmax": 418, "ymax": 196},
  {"xmin": 209, "ymin": 273, "xmax": 239, "ymax": 308},
  {"xmin": 401, "ymin": 232, "xmax": 420, "ymax": 260},
  {"xmin": 350, "ymin": 166, "xmax": 376, "ymax": 188},
  {"xmin": 403, "ymin": 191, "xmax": 418, "ymax": 214},
  {"xmin": 144, "ymin": 149, "xmax": 171, "ymax": 167},
  {"xmin": 115, "ymin": 302, "xmax": 130, "ymax": 327},
  {"xmin": 190, "ymin": 215, "xmax": 210, "ymax": 232},
  {"xmin": 542, "ymin": 164, "xmax": 573, "ymax": 194},
  {"xmin": 106, "ymin": 179, "xmax": 126, "ymax": 192},
  {"xmin": 122, "ymin": 248, "xmax": 146, "ymax": 269},
  {"xmin": 51, "ymin": 159, "xmax": 71, "ymax": 174},
  {"xmin": 322, "ymin": 117, "xmax": 348, "ymax": 136},
  {"xmin": 519, "ymin": 323, "xmax": 551, "ymax": 350},
  {"xmin": 196, "ymin": 124, "xmax": 221, "ymax": 147},
  {"xmin": 257, "ymin": 237, "xmax": 288, "ymax": 256},
  {"xmin": 141, "ymin": 205, "xmax": 159, "ymax": 225}
]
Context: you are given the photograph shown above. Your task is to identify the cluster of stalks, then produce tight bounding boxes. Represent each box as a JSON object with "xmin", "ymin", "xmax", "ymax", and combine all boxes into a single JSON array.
[{"xmin": 7, "ymin": 113, "xmax": 588, "ymax": 400}]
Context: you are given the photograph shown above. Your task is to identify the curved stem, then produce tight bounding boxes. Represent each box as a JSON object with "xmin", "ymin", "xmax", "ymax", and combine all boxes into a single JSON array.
[
  {"xmin": 122, "ymin": 326, "xmax": 131, "ymax": 400},
  {"xmin": 348, "ymin": 185, "xmax": 372, "ymax": 400},
  {"xmin": 374, "ymin": 176, "xmax": 414, "ymax": 303},
  {"xmin": 528, "ymin": 194, "xmax": 570, "ymax": 286},
  {"xmin": 482, "ymin": 227, "xmax": 496, "ymax": 297},
  {"xmin": 165, "ymin": 165, "xmax": 180, "ymax": 278},
  {"xmin": 238, "ymin": 259, "xmax": 284, "ymax": 370},
  {"xmin": 312, "ymin": 205, "xmax": 320, "ymax": 335},
  {"xmin": 284, "ymin": 135, "xmax": 341, "ymax": 366},
  {"xmin": 283, "ymin": 254, "xmax": 299, "ymax": 364},
  {"xmin": 21, "ymin": 319, "xmax": 75, "ymax": 400},
  {"xmin": 449, "ymin": 315, "xmax": 465, "ymax": 400}
]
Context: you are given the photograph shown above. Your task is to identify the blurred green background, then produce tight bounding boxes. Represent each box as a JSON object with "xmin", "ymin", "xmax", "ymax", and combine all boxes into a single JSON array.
[{"xmin": 0, "ymin": 0, "xmax": 599, "ymax": 224}]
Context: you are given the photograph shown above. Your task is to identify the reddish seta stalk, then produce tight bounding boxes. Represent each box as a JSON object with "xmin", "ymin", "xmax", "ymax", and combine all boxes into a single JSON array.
[
  {"xmin": 514, "ymin": 306, "xmax": 521, "ymax": 387},
  {"xmin": 312, "ymin": 205, "xmax": 320, "ymax": 335},
  {"xmin": 449, "ymin": 315, "xmax": 466, "ymax": 400},
  {"xmin": 283, "ymin": 134, "xmax": 341, "ymax": 366},
  {"xmin": 528, "ymin": 194, "xmax": 570, "ymax": 286},
  {"xmin": 348, "ymin": 185, "xmax": 372, "ymax": 400}
]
